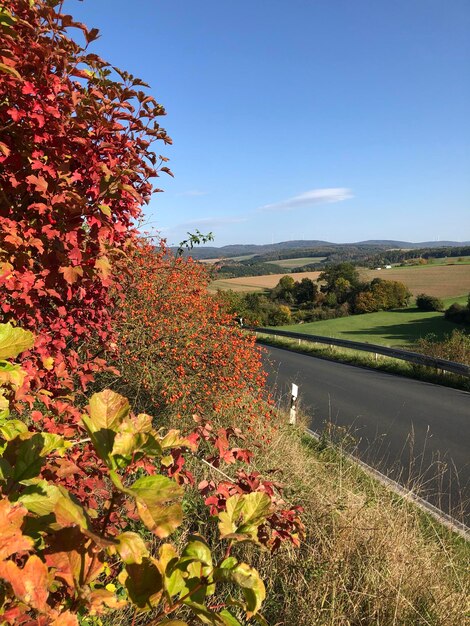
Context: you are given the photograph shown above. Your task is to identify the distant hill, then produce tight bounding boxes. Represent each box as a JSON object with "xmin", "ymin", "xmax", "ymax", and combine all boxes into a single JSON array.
[{"xmin": 174, "ymin": 240, "xmax": 470, "ymax": 260}]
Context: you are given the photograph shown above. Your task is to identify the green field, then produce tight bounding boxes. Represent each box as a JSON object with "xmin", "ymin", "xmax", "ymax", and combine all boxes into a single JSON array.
[
  {"xmin": 277, "ymin": 295, "xmax": 468, "ymax": 348},
  {"xmin": 392, "ymin": 256, "xmax": 470, "ymax": 269},
  {"xmin": 265, "ymin": 256, "xmax": 326, "ymax": 269}
]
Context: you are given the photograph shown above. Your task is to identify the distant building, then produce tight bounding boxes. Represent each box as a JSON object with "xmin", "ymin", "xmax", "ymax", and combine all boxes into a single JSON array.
[{"xmin": 385, "ymin": 265, "xmax": 392, "ymax": 269}]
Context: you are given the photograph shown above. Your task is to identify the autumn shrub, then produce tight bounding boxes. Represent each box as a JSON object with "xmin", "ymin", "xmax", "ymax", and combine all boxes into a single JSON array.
[
  {"xmin": 0, "ymin": 0, "xmax": 172, "ymax": 402},
  {"xmin": 444, "ymin": 301, "xmax": 470, "ymax": 325},
  {"xmin": 0, "ymin": 322, "xmax": 306, "ymax": 625},
  {"xmin": 115, "ymin": 241, "xmax": 273, "ymax": 434},
  {"xmin": 414, "ymin": 329, "xmax": 470, "ymax": 365},
  {"xmin": 416, "ymin": 293, "xmax": 445, "ymax": 312},
  {"xmin": 0, "ymin": 4, "xmax": 306, "ymax": 623}
]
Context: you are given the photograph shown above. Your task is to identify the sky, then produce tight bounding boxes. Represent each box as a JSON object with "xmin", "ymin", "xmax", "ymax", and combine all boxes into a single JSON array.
[{"xmin": 71, "ymin": 0, "xmax": 470, "ymax": 247}]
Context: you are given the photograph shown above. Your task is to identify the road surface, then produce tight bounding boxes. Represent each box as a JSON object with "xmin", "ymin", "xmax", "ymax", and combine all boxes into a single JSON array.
[{"xmin": 262, "ymin": 345, "xmax": 470, "ymax": 523}]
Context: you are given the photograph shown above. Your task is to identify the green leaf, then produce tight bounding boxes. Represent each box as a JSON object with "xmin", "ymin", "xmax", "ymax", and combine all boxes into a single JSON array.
[
  {"xmin": 218, "ymin": 493, "xmax": 272, "ymax": 542},
  {"xmin": 180, "ymin": 535, "xmax": 212, "ymax": 567},
  {"xmin": 214, "ymin": 556, "xmax": 238, "ymax": 584},
  {"xmin": 0, "ymin": 419, "xmax": 28, "ymax": 442},
  {"xmin": 6, "ymin": 433, "xmax": 70, "ymax": 482},
  {"xmin": 18, "ymin": 479, "xmax": 62, "ymax": 517},
  {"xmin": 230, "ymin": 563, "xmax": 265, "ymax": 617},
  {"xmin": 118, "ymin": 557, "xmax": 163, "ymax": 610},
  {"xmin": 129, "ymin": 475, "xmax": 183, "ymax": 538},
  {"xmin": 82, "ymin": 390, "xmax": 130, "ymax": 466},
  {"xmin": 0, "ymin": 323, "xmax": 34, "ymax": 359},
  {"xmin": 53, "ymin": 486, "xmax": 89, "ymax": 530},
  {"xmin": 159, "ymin": 429, "xmax": 196, "ymax": 451},
  {"xmin": 98, "ymin": 203, "xmax": 112, "ymax": 217},
  {"xmin": 112, "ymin": 532, "xmax": 149, "ymax": 565},
  {"xmin": 0, "ymin": 63, "xmax": 21, "ymax": 80},
  {"xmin": 182, "ymin": 600, "xmax": 226, "ymax": 625},
  {"xmin": 0, "ymin": 390, "xmax": 9, "ymax": 420},
  {"xmin": 111, "ymin": 413, "xmax": 162, "ymax": 463},
  {"xmin": 0, "ymin": 7, "xmax": 16, "ymax": 26},
  {"xmin": 219, "ymin": 610, "xmax": 243, "ymax": 626},
  {"xmin": 0, "ymin": 458, "xmax": 12, "ymax": 481}
]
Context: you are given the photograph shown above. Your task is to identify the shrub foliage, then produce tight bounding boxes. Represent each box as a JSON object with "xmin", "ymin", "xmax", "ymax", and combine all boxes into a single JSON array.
[{"xmin": 0, "ymin": 3, "xmax": 303, "ymax": 624}]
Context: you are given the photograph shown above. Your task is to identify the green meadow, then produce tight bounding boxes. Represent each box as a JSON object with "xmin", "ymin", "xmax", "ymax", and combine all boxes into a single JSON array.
[{"xmin": 277, "ymin": 295, "xmax": 468, "ymax": 348}]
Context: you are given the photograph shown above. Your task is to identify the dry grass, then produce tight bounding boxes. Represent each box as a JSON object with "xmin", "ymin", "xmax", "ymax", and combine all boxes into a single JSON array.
[
  {"xmin": 243, "ymin": 417, "xmax": 469, "ymax": 625},
  {"xmin": 360, "ymin": 264, "xmax": 470, "ymax": 298},
  {"xmin": 210, "ymin": 270, "xmax": 322, "ymax": 293}
]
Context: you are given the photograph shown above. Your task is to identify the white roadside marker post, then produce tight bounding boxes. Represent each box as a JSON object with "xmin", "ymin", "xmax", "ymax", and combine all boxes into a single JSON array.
[{"xmin": 289, "ymin": 383, "xmax": 298, "ymax": 425}]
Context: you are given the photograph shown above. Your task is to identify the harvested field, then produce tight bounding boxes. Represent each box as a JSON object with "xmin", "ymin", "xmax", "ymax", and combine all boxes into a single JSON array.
[
  {"xmin": 210, "ymin": 270, "xmax": 322, "ymax": 292},
  {"xmin": 360, "ymin": 264, "xmax": 470, "ymax": 298}
]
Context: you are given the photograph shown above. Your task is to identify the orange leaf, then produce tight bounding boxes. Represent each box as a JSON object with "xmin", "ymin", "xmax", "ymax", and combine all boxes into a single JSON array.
[
  {"xmin": 0, "ymin": 555, "xmax": 49, "ymax": 612},
  {"xmin": 59, "ymin": 265, "xmax": 83, "ymax": 285},
  {"xmin": 0, "ymin": 500, "xmax": 34, "ymax": 561},
  {"xmin": 25, "ymin": 174, "xmax": 48, "ymax": 193}
]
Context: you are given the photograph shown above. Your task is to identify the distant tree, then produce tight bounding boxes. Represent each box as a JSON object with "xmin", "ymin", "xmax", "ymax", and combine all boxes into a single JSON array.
[
  {"xmin": 294, "ymin": 277, "xmax": 317, "ymax": 304},
  {"xmin": 353, "ymin": 279, "xmax": 411, "ymax": 313},
  {"xmin": 271, "ymin": 275, "xmax": 296, "ymax": 303},
  {"xmin": 266, "ymin": 304, "xmax": 292, "ymax": 326},
  {"xmin": 319, "ymin": 263, "xmax": 360, "ymax": 292},
  {"xmin": 332, "ymin": 277, "xmax": 352, "ymax": 304},
  {"xmin": 353, "ymin": 290, "xmax": 378, "ymax": 314}
]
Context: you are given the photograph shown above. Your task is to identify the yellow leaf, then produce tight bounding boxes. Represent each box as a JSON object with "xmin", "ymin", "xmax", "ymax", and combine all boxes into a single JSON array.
[
  {"xmin": 98, "ymin": 204, "xmax": 111, "ymax": 217},
  {"xmin": 59, "ymin": 265, "xmax": 83, "ymax": 285},
  {"xmin": 0, "ymin": 323, "xmax": 34, "ymax": 359},
  {"xmin": 41, "ymin": 356, "xmax": 54, "ymax": 371},
  {"xmin": 0, "ymin": 63, "xmax": 21, "ymax": 79},
  {"xmin": 95, "ymin": 256, "xmax": 111, "ymax": 279}
]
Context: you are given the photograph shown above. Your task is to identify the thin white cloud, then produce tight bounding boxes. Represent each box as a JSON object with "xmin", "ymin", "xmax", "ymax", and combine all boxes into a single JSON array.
[
  {"xmin": 177, "ymin": 190, "xmax": 208, "ymax": 197},
  {"xmin": 260, "ymin": 188, "xmax": 353, "ymax": 212}
]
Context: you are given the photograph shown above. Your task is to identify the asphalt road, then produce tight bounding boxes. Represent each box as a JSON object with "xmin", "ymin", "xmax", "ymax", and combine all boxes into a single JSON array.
[{"xmin": 262, "ymin": 345, "xmax": 470, "ymax": 523}]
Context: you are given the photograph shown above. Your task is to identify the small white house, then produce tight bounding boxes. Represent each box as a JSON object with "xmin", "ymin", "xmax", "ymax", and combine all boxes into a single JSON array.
[{"xmin": 385, "ymin": 265, "xmax": 392, "ymax": 269}]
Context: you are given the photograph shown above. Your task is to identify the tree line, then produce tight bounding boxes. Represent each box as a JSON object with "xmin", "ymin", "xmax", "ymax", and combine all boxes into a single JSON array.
[{"xmin": 220, "ymin": 263, "xmax": 412, "ymax": 326}]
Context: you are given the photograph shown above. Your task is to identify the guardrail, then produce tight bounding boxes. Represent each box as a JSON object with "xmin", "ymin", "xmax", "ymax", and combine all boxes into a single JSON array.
[{"xmin": 251, "ymin": 327, "xmax": 470, "ymax": 378}]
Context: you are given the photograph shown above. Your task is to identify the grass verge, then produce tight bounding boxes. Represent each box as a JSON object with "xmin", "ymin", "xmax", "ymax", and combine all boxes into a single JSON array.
[
  {"xmin": 181, "ymin": 411, "xmax": 469, "ymax": 625},
  {"xmin": 255, "ymin": 333, "xmax": 470, "ymax": 392}
]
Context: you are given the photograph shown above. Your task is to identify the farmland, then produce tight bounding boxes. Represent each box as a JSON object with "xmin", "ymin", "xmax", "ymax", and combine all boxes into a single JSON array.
[
  {"xmin": 359, "ymin": 263, "xmax": 470, "ymax": 298},
  {"xmin": 211, "ymin": 261, "xmax": 470, "ymax": 298},
  {"xmin": 210, "ymin": 270, "xmax": 322, "ymax": 292},
  {"xmin": 265, "ymin": 256, "xmax": 326, "ymax": 268},
  {"xmin": 276, "ymin": 295, "xmax": 468, "ymax": 348}
]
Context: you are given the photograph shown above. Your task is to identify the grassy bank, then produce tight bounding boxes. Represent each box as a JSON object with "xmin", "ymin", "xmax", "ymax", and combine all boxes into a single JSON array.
[
  {"xmin": 108, "ymin": 402, "xmax": 469, "ymax": 626},
  {"xmin": 245, "ymin": 418, "xmax": 469, "ymax": 625}
]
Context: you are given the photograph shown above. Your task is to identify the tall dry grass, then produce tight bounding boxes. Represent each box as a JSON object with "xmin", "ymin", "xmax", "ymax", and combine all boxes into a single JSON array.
[{"xmin": 240, "ymin": 418, "xmax": 469, "ymax": 625}]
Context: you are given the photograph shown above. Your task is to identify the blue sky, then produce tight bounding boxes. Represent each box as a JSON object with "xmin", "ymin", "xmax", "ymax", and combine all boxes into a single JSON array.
[{"xmin": 72, "ymin": 0, "xmax": 470, "ymax": 246}]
